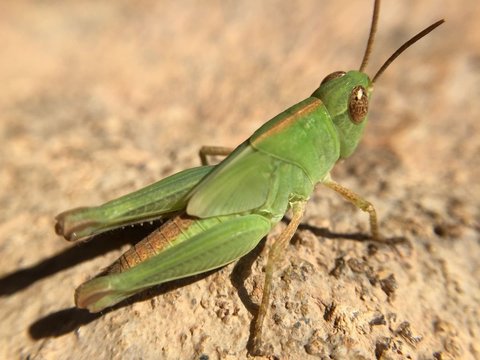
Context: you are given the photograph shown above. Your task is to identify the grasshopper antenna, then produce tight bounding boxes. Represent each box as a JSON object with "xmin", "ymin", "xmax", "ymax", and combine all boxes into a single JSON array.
[
  {"xmin": 359, "ymin": 0, "xmax": 381, "ymax": 72},
  {"xmin": 372, "ymin": 19, "xmax": 445, "ymax": 83}
]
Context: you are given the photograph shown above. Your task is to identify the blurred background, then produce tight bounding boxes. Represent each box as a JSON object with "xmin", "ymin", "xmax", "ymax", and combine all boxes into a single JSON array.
[{"xmin": 1, "ymin": 1, "xmax": 478, "ymax": 359}]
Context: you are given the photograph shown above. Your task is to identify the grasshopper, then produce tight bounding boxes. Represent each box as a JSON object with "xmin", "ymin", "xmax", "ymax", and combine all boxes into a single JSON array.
[{"xmin": 55, "ymin": 0, "xmax": 443, "ymax": 353}]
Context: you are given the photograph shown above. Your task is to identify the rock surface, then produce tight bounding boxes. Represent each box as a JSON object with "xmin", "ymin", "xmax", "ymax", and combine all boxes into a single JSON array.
[{"xmin": 1, "ymin": 1, "xmax": 479, "ymax": 359}]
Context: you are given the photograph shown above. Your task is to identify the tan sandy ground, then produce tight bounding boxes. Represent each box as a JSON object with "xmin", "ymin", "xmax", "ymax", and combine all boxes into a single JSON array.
[{"xmin": 0, "ymin": 1, "xmax": 479, "ymax": 359}]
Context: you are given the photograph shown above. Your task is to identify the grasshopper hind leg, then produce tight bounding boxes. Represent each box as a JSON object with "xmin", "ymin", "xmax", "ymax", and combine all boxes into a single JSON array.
[{"xmin": 75, "ymin": 214, "xmax": 272, "ymax": 313}]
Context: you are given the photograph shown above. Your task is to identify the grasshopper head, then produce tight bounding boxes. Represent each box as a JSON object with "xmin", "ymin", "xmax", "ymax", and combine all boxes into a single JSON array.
[
  {"xmin": 310, "ymin": 0, "xmax": 443, "ymax": 159},
  {"xmin": 311, "ymin": 71, "xmax": 372, "ymax": 158}
]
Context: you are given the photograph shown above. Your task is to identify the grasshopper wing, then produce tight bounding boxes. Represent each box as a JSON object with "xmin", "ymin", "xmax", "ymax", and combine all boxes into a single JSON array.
[{"xmin": 187, "ymin": 143, "xmax": 275, "ymax": 217}]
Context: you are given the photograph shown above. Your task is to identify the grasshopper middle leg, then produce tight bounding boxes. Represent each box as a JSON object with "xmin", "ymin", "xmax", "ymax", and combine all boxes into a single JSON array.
[
  {"xmin": 199, "ymin": 146, "xmax": 234, "ymax": 165},
  {"xmin": 252, "ymin": 201, "xmax": 307, "ymax": 355}
]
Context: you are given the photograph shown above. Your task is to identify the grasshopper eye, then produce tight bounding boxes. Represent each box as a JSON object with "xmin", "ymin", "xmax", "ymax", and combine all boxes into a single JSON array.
[
  {"xmin": 348, "ymin": 85, "xmax": 368, "ymax": 124},
  {"xmin": 320, "ymin": 71, "xmax": 346, "ymax": 86}
]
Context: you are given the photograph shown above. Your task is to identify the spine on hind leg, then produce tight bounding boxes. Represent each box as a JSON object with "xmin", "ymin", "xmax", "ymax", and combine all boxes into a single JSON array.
[{"xmin": 105, "ymin": 213, "xmax": 227, "ymax": 274}]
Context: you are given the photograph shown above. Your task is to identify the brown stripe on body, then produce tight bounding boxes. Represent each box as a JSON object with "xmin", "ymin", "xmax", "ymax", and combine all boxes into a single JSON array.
[
  {"xmin": 106, "ymin": 213, "xmax": 195, "ymax": 274},
  {"xmin": 251, "ymin": 98, "xmax": 323, "ymax": 144}
]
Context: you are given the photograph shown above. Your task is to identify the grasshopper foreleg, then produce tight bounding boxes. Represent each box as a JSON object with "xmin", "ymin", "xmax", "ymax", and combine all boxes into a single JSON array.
[{"xmin": 323, "ymin": 178, "xmax": 380, "ymax": 241}]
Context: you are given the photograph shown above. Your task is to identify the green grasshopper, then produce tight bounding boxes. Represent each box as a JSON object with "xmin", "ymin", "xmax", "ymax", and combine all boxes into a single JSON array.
[{"xmin": 55, "ymin": 0, "xmax": 443, "ymax": 353}]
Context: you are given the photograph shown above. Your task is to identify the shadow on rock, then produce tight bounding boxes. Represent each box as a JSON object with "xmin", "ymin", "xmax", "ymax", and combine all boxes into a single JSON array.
[{"xmin": 0, "ymin": 222, "xmax": 161, "ymax": 296}]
